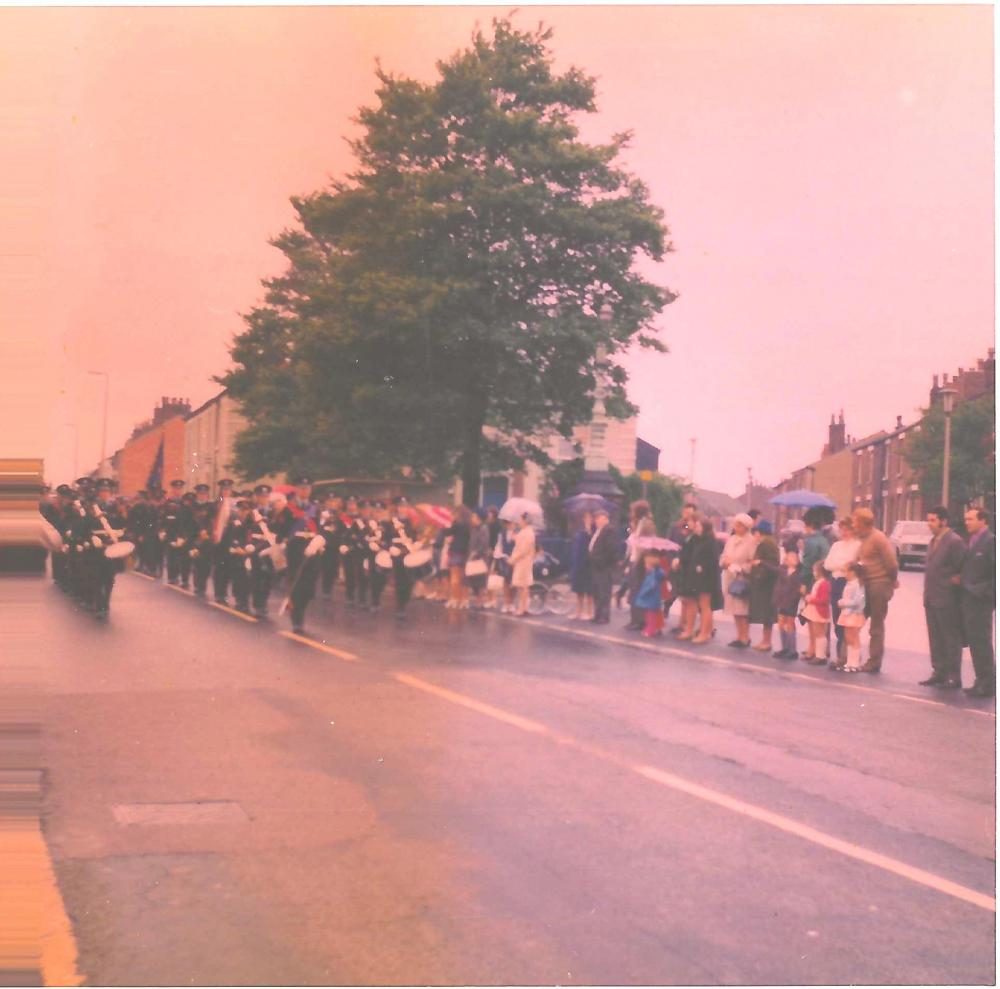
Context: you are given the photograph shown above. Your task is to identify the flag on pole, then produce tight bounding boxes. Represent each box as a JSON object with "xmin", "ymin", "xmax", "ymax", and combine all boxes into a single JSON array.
[
  {"xmin": 145, "ymin": 438, "xmax": 164, "ymax": 492},
  {"xmin": 213, "ymin": 496, "xmax": 232, "ymax": 544}
]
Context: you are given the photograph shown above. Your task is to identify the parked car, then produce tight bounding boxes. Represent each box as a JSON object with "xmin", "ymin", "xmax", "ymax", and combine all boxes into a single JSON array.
[{"xmin": 889, "ymin": 520, "xmax": 932, "ymax": 570}]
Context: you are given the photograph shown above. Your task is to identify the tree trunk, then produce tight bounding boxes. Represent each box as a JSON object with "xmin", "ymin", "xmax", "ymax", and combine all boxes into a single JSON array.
[
  {"xmin": 462, "ymin": 426, "xmax": 483, "ymax": 508},
  {"xmin": 461, "ymin": 409, "xmax": 485, "ymax": 508}
]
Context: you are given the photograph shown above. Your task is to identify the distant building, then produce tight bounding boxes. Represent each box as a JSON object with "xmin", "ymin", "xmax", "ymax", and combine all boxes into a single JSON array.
[
  {"xmin": 771, "ymin": 413, "xmax": 856, "ymax": 526},
  {"xmin": 475, "ymin": 417, "xmax": 653, "ymax": 507},
  {"xmin": 184, "ymin": 390, "xmax": 252, "ymax": 496},
  {"xmin": 850, "ymin": 349, "xmax": 994, "ymax": 530},
  {"xmin": 850, "ymin": 416, "xmax": 923, "ymax": 531},
  {"xmin": 116, "ymin": 397, "xmax": 191, "ymax": 497},
  {"xmin": 740, "ymin": 482, "xmax": 773, "ymax": 516},
  {"xmin": 690, "ymin": 487, "xmax": 747, "ymax": 534}
]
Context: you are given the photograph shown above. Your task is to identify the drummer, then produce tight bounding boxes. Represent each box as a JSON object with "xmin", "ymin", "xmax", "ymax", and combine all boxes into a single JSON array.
[
  {"xmin": 91, "ymin": 477, "xmax": 128, "ymax": 619},
  {"xmin": 367, "ymin": 501, "xmax": 392, "ymax": 613},
  {"xmin": 388, "ymin": 502, "xmax": 419, "ymax": 621}
]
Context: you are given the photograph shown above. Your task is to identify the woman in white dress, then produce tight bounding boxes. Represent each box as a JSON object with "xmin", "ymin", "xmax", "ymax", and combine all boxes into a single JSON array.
[
  {"xmin": 509, "ymin": 515, "xmax": 537, "ymax": 617},
  {"xmin": 720, "ymin": 513, "xmax": 756, "ymax": 648}
]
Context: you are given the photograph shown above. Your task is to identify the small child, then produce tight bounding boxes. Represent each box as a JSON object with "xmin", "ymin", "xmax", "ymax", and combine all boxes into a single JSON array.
[
  {"xmin": 800, "ymin": 561, "xmax": 832, "ymax": 665},
  {"xmin": 772, "ymin": 548, "xmax": 802, "ymax": 659},
  {"xmin": 635, "ymin": 550, "xmax": 667, "ymax": 637},
  {"xmin": 836, "ymin": 561, "xmax": 867, "ymax": 671}
]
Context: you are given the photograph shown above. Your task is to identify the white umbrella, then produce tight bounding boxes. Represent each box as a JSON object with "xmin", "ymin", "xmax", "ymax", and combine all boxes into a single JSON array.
[{"xmin": 498, "ymin": 497, "xmax": 544, "ymax": 527}]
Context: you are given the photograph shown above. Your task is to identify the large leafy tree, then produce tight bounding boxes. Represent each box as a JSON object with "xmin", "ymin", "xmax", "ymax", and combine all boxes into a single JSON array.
[
  {"xmin": 222, "ymin": 18, "xmax": 674, "ymax": 503},
  {"xmin": 905, "ymin": 394, "xmax": 995, "ymax": 521},
  {"xmin": 610, "ymin": 466, "xmax": 691, "ymax": 536}
]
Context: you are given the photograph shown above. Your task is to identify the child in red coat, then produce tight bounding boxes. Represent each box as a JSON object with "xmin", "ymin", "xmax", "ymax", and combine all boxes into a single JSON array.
[{"xmin": 800, "ymin": 561, "xmax": 831, "ymax": 664}]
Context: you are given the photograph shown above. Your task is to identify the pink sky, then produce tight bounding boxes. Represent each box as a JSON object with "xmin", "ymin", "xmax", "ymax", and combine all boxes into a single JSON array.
[{"xmin": 3, "ymin": 5, "xmax": 993, "ymax": 494}]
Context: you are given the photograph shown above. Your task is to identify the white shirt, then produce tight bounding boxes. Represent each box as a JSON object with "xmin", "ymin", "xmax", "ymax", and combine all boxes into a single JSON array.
[{"xmin": 824, "ymin": 537, "xmax": 861, "ymax": 578}]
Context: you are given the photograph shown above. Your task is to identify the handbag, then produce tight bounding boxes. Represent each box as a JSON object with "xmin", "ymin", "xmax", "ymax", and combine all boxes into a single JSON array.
[
  {"xmin": 728, "ymin": 576, "xmax": 750, "ymax": 598},
  {"xmin": 487, "ymin": 572, "xmax": 505, "ymax": 592},
  {"xmin": 465, "ymin": 558, "xmax": 488, "ymax": 577}
]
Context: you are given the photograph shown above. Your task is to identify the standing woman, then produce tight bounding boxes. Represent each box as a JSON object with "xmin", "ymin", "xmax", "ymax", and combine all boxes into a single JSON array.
[
  {"xmin": 721, "ymin": 513, "xmax": 756, "ymax": 648},
  {"xmin": 672, "ymin": 528, "xmax": 698, "ymax": 640},
  {"xmin": 465, "ymin": 509, "xmax": 491, "ymax": 608},
  {"xmin": 569, "ymin": 511, "xmax": 595, "ymax": 620},
  {"xmin": 625, "ymin": 501, "xmax": 657, "ymax": 630},
  {"xmin": 493, "ymin": 519, "xmax": 517, "ymax": 613},
  {"xmin": 444, "ymin": 506, "xmax": 472, "ymax": 609},
  {"xmin": 509, "ymin": 514, "xmax": 537, "ymax": 617},
  {"xmin": 689, "ymin": 517, "xmax": 723, "ymax": 644},
  {"xmin": 823, "ymin": 516, "xmax": 861, "ymax": 665},
  {"xmin": 747, "ymin": 520, "xmax": 780, "ymax": 651}
]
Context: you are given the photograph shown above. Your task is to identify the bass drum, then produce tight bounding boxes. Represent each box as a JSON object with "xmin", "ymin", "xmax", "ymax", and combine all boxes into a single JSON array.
[
  {"xmin": 403, "ymin": 548, "xmax": 434, "ymax": 581},
  {"xmin": 374, "ymin": 550, "xmax": 394, "ymax": 572}
]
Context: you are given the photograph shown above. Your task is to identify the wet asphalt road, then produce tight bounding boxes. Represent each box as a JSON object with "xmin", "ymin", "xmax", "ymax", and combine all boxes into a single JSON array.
[{"xmin": 36, "ymin": 569, "xmax": 995, "ymax": 985}]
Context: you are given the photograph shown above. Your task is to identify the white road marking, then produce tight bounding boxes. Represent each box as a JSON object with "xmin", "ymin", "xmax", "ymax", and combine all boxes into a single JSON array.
[
  {"xmin": 633, "ymin": 764, "xmax": 996, "ymax": 913},
  {"xmin": 395, "ymin": 670, "xmax": 996, "ymax": 915},
  {"xmin": 279, "ymin": 631, "xmax": 359, "ymax": 662},
  {"xmin": 126, "ymin": 578, "xmax": 995, "ymax": 913},
  {"xmin": 129, "ymin": 571, "xmax": 156, "ymax": 582}
]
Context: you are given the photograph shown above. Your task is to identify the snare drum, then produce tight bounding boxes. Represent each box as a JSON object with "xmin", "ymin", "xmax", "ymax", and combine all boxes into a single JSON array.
[
  {"xmin": 104, "ymin": 541, "xmax": 135, "ymax": 560},
  {"xmin": 403, "ymin": 548, "xmax": 434, "ymax": 581},
  {"xmin": 375, "ymin": 550, "xmax": 394, "ymax": 572}
]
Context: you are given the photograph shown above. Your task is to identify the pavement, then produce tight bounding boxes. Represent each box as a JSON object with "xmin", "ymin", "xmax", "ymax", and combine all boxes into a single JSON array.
[{"xmin": 24, "ymin": 565, "xmax": 998, "ymax": 985}]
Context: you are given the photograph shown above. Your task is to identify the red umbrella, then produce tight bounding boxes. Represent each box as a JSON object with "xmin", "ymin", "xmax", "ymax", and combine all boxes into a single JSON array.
[{"xmin": 416, "ymin": 503, "xmax": 453, "ymax": 527}]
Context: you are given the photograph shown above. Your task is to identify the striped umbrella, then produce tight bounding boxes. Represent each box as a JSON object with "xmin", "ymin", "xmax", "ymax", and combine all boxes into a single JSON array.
[{"xmin": 416, "ymin": 503, "xmax": 453, "ymax": 527}]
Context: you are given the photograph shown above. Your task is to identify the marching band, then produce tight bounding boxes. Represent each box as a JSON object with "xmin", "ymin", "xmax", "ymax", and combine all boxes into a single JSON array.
[{"xmin": 39, "ymin": 476, "xmax": 423, "ymax": 634}]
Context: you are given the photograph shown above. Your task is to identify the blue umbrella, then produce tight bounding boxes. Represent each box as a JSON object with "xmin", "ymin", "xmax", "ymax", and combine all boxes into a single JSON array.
[
  {"xmin": 769, "ymin": 489, "xmax": 836, "ymax": 509},
  {"xmin": 563, "ymin": 492, "xmax": 615, "ymax": 513}
]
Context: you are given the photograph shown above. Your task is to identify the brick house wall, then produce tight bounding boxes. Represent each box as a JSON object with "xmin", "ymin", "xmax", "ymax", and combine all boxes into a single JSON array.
[{"xmin": 117, "ymin": 416, "xmax": 187, "ymax": 497}]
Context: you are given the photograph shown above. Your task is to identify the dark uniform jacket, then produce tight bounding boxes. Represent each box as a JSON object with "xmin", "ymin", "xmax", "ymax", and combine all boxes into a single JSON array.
[
  {"xmin": 961, "ymin": 529, "xmax": 996, "ymax": 606},
  {"xmin": 588, "ymin": 526, "xmax": 619, "ymax": 571},
  {"xmin": 923, "ymin": 528, "xmax": 967, "ymax": 609}
]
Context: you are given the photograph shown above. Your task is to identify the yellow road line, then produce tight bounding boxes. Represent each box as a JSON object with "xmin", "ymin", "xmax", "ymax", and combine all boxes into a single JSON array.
[
  {"xmin": 393, "ymin": 670, "xmax": 996, "ymax": 914},
  {"xmin": 278, "ymin": 631, "xmax": 359, "ymax": 662},
  {"xmin": 129, "ymin": 571, "xmax": 156, "ymax": 582},
  {"xmin": 165, "ymin": 584, "xmax": 194, "ymax": 597},
  {"xmin": 633, "ymin": 764, "xmax": 996, "ymax": 913},
  {"xmin": 393, "ymin": 672, "xmax": 550, "ymax": 735},
  {"xmin": 1, "ymin": 828, "xmax": 82, "ymax": 986},
  {"xmin": 118, "ymin": 577, "xmax": 999, "ymax": 913},
  {"xmin": 209, "ymin": 601, "xmax": 257, "ymax": 623}
]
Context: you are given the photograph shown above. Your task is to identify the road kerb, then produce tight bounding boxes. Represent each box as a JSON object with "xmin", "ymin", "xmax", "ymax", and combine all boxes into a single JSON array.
[{"xmin": 513, "ymin": 612, "xmax": 995, "ymax": 719}]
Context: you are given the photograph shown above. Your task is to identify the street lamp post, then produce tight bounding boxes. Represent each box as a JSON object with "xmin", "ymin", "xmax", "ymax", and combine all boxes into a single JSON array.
[
  {"xmin": 570, "ymin": 303, "xmax": 622, "ymax": 505},
  {"xmin": 87, "ymin": 370, "xmax": 109, "ymax": 478},
  {"xmin": 939, "ymin": 385, "xmax": 957, "ymax": 507}
]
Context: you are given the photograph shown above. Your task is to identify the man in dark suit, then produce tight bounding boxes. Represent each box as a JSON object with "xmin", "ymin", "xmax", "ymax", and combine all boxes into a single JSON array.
[
  {"xmin": 961, "ymin": 508, "xmax": 995, "ymax": 697},
  {"xmin": 919, "ymin": 506, "xmax": 968, "ymax": 689},
  {"xmin": 588, "ymin": 508, "xmax": 619, "ymax": 624}
]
